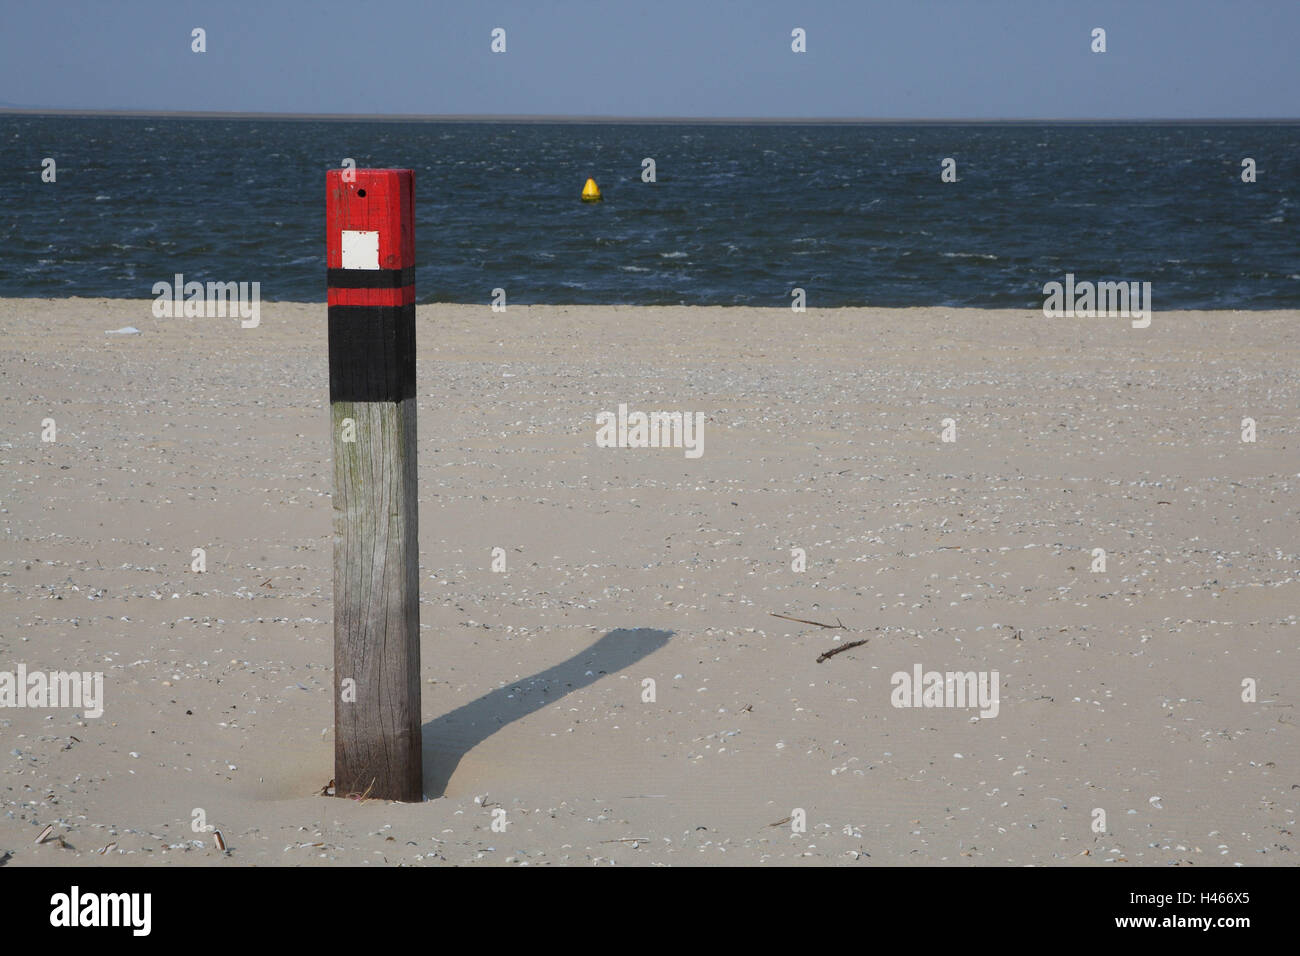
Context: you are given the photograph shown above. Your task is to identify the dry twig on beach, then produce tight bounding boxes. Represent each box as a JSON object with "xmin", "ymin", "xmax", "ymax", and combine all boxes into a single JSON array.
[
  {"xmin": 769, "ymin": 612, "xmax": 847, "ymax": 629},
  {"xmin": 343, "ymin": 778, "xmax": 376, "ymax": 803},
  {"xmin": 816, "ymin": 639, "xmax": 868, "ymax": 663},
  {"xmin": 768, "ymin": 610, "xmax": 869, "ymax": 661}
]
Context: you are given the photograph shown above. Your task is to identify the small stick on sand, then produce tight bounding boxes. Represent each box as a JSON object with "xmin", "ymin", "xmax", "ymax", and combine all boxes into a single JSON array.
[
  {"xmin": 770, "ymin": 612, "xmax": 847, "ymax": 629},
  {"xmin": 816, "ymin": 639, "xmax": 868, "ymax": 663},
  {"xmin": 347, "ymin": 778, "xmax": 377, "ymax": 803}
]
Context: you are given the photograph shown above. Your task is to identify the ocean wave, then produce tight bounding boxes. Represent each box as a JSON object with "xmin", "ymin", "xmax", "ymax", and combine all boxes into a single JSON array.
[{"xmin": 6, "ymin": 118, "xmax": 1296, "ymax": 309}]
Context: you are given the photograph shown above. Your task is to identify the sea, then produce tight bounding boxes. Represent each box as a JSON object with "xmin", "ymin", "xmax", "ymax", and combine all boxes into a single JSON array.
[{"xmin": 3, "ymin": 116, "xmax": 1297, "ymax": 308}]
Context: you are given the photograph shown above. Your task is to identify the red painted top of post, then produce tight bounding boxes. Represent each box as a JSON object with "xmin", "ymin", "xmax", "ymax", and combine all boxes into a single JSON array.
[{"xmin": 326, "ymin": 168, "xmax": 415, "ymax": 307}]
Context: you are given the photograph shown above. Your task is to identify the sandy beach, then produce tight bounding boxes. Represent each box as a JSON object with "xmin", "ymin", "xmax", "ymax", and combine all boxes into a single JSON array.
[{"xmin": 1, "ymin": 299, "xmax": 1296, "ymax": 866}]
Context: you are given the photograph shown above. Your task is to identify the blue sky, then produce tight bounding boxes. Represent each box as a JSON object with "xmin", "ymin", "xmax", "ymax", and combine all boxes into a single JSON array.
[{"xmin": 1, "ymin": 0, "xmax": 1296, "ymax": 118}]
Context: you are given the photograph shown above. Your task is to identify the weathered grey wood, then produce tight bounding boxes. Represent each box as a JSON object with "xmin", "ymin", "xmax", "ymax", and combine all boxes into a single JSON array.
[{"xmin": 332, "ymin": 398, "xmax": 422, "ymax": 801}]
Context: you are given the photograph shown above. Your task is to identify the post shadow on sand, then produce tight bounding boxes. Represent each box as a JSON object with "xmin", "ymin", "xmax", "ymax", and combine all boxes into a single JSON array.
[{"xmin": 422, "ymin": 627, "xmax": 672, "ymax": 798}]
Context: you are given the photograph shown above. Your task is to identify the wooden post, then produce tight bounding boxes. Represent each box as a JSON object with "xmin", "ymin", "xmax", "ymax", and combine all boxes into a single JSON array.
[{"xmin": 326, "ymin": 168, "xmax": 422, "ymax": 801}]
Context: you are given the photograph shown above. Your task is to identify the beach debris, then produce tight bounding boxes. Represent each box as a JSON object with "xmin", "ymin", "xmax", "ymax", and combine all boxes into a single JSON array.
[
  {"xmin": 767, "ymin": 816, "xmax": 793, "ymax": 828},
  {"xmin": 770, "ymin": 611, "xmax": 847, "ymax": 629},
  {"xmin": 104, "ymin": 326, "xmax": 141, "ymax": 335},
  {"xmin": 318, "ymin": 778, "xmax": 336, "ymax": 797},
  {"xmin": 212, "ymin": 830, "xmax": 226, "ymax": 852},
  {"xmin": 99, "ymin": 842, "xmax": 117, "ymax": 855},
  {"xmin": 816, "ymin": 639, "xmax": 868, "ymax": 664},
  {"xmin": 347, "ymin": 779, "xmax": 377, "ymax": 803},
  {"xmin": 34, "ymin": 824, "xmax": 55, "ymax": 845}
]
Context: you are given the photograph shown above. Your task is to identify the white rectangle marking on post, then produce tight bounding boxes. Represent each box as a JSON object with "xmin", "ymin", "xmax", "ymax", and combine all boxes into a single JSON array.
[{"xmin": 341, "ymin": 230, "xmax": 380, "ymax": 270}]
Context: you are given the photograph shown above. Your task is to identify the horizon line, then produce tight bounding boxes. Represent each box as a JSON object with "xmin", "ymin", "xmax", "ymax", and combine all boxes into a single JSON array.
[
  {"xmin": 2, "ymin": 107, "xmax": 1298, "ymax": 125},
  {"xmin": 0, "ymin": 294, "xmax": 1293, "ymax": 313}
]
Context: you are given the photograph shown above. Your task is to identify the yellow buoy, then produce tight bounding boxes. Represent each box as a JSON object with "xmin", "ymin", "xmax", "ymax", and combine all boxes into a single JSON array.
[{"xmin": 581, "ymin": 177, "xmax": 602, "ymax": 202}]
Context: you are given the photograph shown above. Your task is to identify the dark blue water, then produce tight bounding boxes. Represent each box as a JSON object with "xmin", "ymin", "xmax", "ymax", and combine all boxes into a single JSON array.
[{"xmin": 3, "ymin": 117, "xmax": 1297, "ymax": 307}]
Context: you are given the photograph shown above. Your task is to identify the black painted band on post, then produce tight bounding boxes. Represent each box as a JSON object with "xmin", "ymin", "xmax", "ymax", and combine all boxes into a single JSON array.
[
  {"xmin": 326, "ymin": 267, "xmax": 415, "ymax": 289},
  {"xmin": 327, "ymin": 304, "xmax": 416, "ymax": 403}
]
